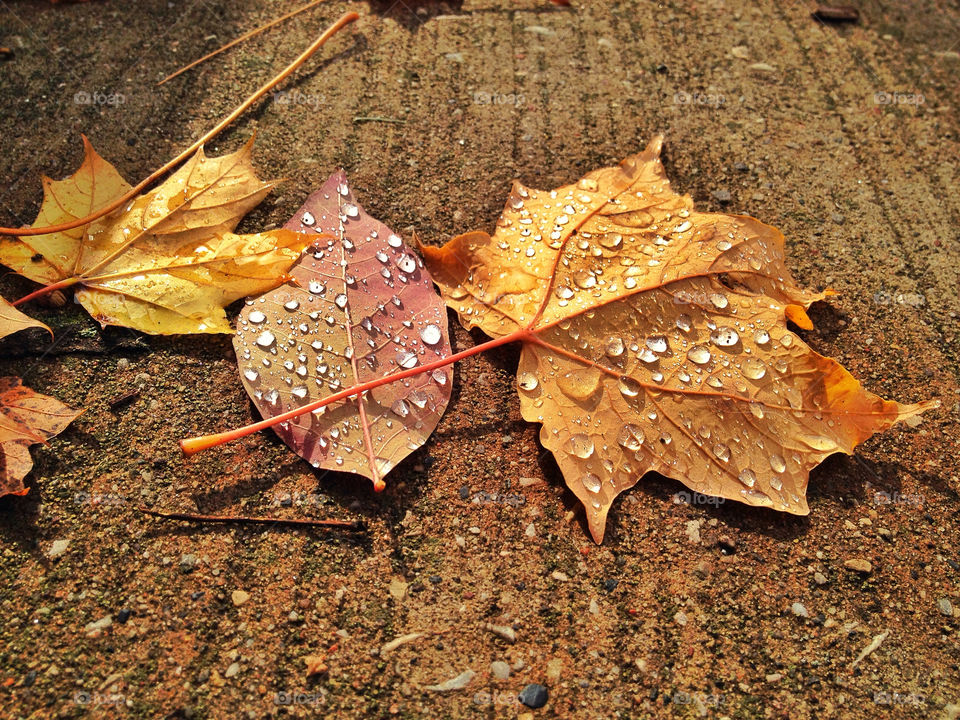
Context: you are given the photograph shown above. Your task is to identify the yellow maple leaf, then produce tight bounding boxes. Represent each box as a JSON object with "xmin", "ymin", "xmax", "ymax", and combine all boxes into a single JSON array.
[{"xmin": 0, "ymin": 137, "xmax": 311, "ymax": 334}]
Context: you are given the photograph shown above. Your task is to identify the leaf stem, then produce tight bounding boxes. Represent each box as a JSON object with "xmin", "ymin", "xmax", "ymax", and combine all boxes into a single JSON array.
[
  {"xmin": 137, "ymin": 506, "xmax": 364, "ymax": 531},
  {"xmin": 11, "ymin": 277, "xmax": 79, "ymax": 306},
  {"xmin": 180, "ymin": 326, "xmax": 532, "ymax": 456},
  {"xmin": 0, "ymin": 12, "xmax": 359, "ymax": 239},
  {"xmin": 156, "ymin": 0, "xmax": 330, "ymax": 86}
]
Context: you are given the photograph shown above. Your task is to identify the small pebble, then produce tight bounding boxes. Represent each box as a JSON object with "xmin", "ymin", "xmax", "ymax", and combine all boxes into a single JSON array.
[
  {"xmin": 831, "ymin": 212, "xmax": 845, "ymax": 225},
  {"xmin": 179, "ymin": 554, "xmax": 197, "ymax": 572},
  {"xmin": 116, "ymin": 608, "xmax": 132, "ymax": 624},
  {"xmin": 551, "ymin": 570, "xmax": 569, "ymax": 582},
  {"xmin": 937, "ymin": 598, "xmax": 953, "ymax": 616},
  {"xmin": 46, "ymin": 539, "xmax": 70, "ymax": 560},
  {"xmin": 490, "ymin": 661, "xmax": 510, "ymax": 680},
  {"xmin": 843, "ymin": 558, "xmax": 873, "ymax": 574},
  {"xmin": 458, "ymin": 486, "xmax": 470, "ymax": 500},
  {"xmin": 766, "ymin": 673, "xmax": 782, "ymax": 682},
  {"xmin": 486, "ymin": 623, "xmax": 516, "ymax": 643},
  {"xmin": 674, "ymin": 610, "xmax": 688, "ymax": 626},
  {"xmin": 603, "ymin": 578, "xmax": 619, "ymax": 592},
  {"xmin": 711, "ymin": 189, "xmax": 732, "ymax": 204},
  {"xmin": 224, "ymin": 662, "xmax": 240, "ymax": 678},
  {"xmin": 814, "ymin": 572, "xmax": 828, "ymax": 585},
  {"xmin": 546, "ymin": 658, "xmax": 563, "ymax": 682},
  {"xmin": 791, "ymin": 602, "xmax": 809, "ymax": 618},
  {"xmin": 518, "ymin": 683, "xmax": 549, "ymax": 709},
  {"xmin": 84, "ymin": 615, "xmax": 112, "ymax": 635},
  {"xmin": 231, "ymin": 590, "xmax": 250, "ymax": 606}
]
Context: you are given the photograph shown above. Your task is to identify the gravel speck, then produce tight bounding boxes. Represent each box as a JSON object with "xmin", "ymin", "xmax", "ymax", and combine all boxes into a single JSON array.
[
  {"xmin": 490, "ymin": 661, "xmax": 510, "ymax": 680},
  {"xmin": 711, "ymin": 189, "xmax": 732, "ymax": 204},
  {"xmin": 791, "ymin": 602, "xmax": 809, "ymax": 618},
  {"xmin": 937, "ymin": 598, "xmax": 953, "ymax": 616},
  {"xmin": 519, "ymin": 683, "xmax": 549, "ymax": 709},
  {"xmin": 843, "ymin": 558, "xmax": 873, "ymax": 574},
  {"xmin": 224, "ymin": 662, "xmax": 240, "ymax": 678},
  {"xmin": 179, "ymin": 554, "xmax": 197, "ymax": 572},
  {"xmin": 46, "ymin": 539, "xmax": 70, "ymax": 560}
]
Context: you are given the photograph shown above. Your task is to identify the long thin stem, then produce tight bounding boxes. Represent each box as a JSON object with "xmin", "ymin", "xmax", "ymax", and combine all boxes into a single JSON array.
[
  {"xmin": 180, "ymin": 327, "xmax": 531, "ymax": 455},
  {"xmin": 157, "ymin": 0, "xmax": 330, "ymax": 86},
  {"xmin": 1, "ymin": 12, "xmax": 359, "ymax": 240},
  {"xmin": 138, "ymin": 506, "xmax": 364, "ymax": 530}
]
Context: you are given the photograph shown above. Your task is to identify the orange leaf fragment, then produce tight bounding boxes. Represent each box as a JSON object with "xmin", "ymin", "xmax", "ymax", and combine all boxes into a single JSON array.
[
  {"xmin": 423, "ymin": 136, "xmax": 938, "ymax": 542},
  {"xmin": 0, "ymin": 377, "xmax": 82, "ymax": 498}
]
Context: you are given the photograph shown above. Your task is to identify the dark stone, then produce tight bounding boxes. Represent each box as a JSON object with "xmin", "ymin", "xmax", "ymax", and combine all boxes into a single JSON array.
[
  {"xmin": 518, "ymin": 683, "xmax": 549, "ymax": 709},
  {"xmin": 428, "ymin": 575, "xmax": 442, "ymax": 584},
  {"xmin": 116, "ymin": 608, "xmax": 132, "ymax": 624},
  {"xmin": 458, "ymin": 486, "xmax": 470, "ymax": 500},
  {"xmin": 603, "ymin": 578, "xmax": 619, "ymax": 592}
]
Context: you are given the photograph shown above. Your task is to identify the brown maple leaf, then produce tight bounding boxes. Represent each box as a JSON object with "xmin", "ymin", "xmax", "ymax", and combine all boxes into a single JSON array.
[
  {"xmin": 422, "ymin": 136, "xmax": 938, "ymax": 542},
  {"xmin": 0, "ymin": 377, "xmax": 82, "ymax": 497},
  {"xmin": 0, "ymin": 297, "xmax": 51, "ymax": 341}
]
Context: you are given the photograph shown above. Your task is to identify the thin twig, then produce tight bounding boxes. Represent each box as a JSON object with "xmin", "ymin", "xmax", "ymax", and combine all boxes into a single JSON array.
[
  {"xmin": 157, "ymin": 0, "xmax": 330, "ymax": 86},
  {"xmin": 137, "ymin": 506, "xmax": 365, "ymax": 531},
  {"xmin": 352, "ymin": 115, "xmax": 406, "ymax": 124}
]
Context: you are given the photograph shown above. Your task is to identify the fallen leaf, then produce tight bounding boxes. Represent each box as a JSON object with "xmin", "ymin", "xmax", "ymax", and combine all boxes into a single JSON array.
[
  {"xmin": 0, "ymin": 297, "xmax": 51, "ymax": 341},
  {"xmin": 0, "ymin": 136, "xmax": 310, "ymax": 334},
  {"xmin": 233, "ymin": 171, "xmax": 452, "ymax": 490},
  {"xmin": 422, "ymin": 136, "xmax": 938, "ymax": 542},
  {"xmin": 0, "ymin": 377, "xmax": 82, "ymax": 497}
]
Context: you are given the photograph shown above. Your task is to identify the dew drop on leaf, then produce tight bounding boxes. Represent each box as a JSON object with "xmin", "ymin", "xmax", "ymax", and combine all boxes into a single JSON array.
[
  {"xmin": 580, "ymin": 472, "xmax": 602, "ymax": 494},
  {"xmin": 687, "ymin": 345, "xmax": 711, "ymax": 364},
  {"xmin": 566, "ymin": 433, "xmax": 595, "ymax": 459}
]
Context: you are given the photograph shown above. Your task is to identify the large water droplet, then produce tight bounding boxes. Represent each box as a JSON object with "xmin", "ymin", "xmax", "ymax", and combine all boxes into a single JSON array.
[
  {"xmin": 676, "ymin": 314, "xmax": 692, "ymax": 332},
  {"xmin": 308, "ymin": 280, "xmax": 325, "ymax": 295},
  {"xmin": 243, "ymin": 368, "xmax": 259, "ymax": 382},
  {"xmin": 742, "ymin": 358, "xmax": 766, "ymax": 380},
  {"xmin": 558, "ymin": 367, "xmax": 601, "ymax": 399},
  {"xmin": 711, "ymin": 327, "xmax": 739, "ymax": 347},
  {"xmin": 518, "ymin": 372, "xmax": 539, "ymax": 391},
  {"xmin": 769, "ymin": 454, "xmax": 786, "ymax": 473},
  {"xmin": 618, "ymin": 376, "xmax": 641, "ymax": 398},
  {"xmin": 687, "ymin": 345, "xmax": 711, "ymax": 364},
  {"xmin": 255, "ymin": 330, "xmax": 276, "ymax": 348},
  {"xmin": 284, "ymin": 299, "xmax": 299, "ymax": 311},
  {"xmin": 334, "ymin": 293, "xmax": 348, "ymax": 309},
  {"xmin": 710, "ymin": 293, "xmax": 729, "ymax": 309},
  {"xmin": 573, "ymin": 270, "xmax": 596, "ymax": 289},
  {"xmin": 754, "ymin": 329, "xmax": 770, "ymax": 345},
  {"xmin": 301, "ymin": 211, "xmax": 315, "ymax": 226},
  {"xmin": 248, "ymin": 310, "xmax": 266, "ymax": 324},
  {"xmin": 387, "ymin": 234, "xmax": 403, "ymax": 248},
  {"xmin": 343, "ymin": 203, "xmax": 359, "ymax": 218},
  {"xmin": 396, "ymin": 351, "xmax": 418, "ymax": 369},
  {"xmin": 580, "ymin": 473, "xmax": 602, "ymax": 494},
  {"xmin": 799, "ymin": 434, "xmax": 838, "ymax": 452},
  {"xmin": 566, "ymin": 433, "xmax": 595, "ymax": 459},
  {"xmin": 396, "ymin": 254, "xmax": 417, "ymax": 273},
  {"xmin": 391, "ymin": 398, "xmax": 410, "ymax": 417},
  {"xmin": 617, "ymin": 424, "xmax": 644, "ymax": 450},
  {"xmin": 738, "ymin": 468, "xmax": 756, "ymax": 488},
  {"xmin": 713, "ymin": 443, "xmax": 731, "ymax": 461},
  {"xmin": 605, "ymin": 336, "xmax": 625, "ymax": 358},
  {"xmin": 646, "ymin": 335, "xmax": 668, "ymax": 353},
  {"xmin": 420, "ymin": 324, "xmax": 442, "ymax": 345}
]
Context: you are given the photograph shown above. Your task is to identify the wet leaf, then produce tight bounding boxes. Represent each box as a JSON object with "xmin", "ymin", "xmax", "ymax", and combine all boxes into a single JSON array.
[
  {"xmin": 0, "ymin": 377, "xmax": 82, "ymax": 497},
  {"xmin": 423, "ymin": 136, "xmax": 938, "ymax": 542},
  {"xmin": 234, "ymin": 171, "xmax": 453, "ymax": 490},
  {"xmin": 0, "ymin": 136, "xmax": 311, "ymax": 334},
  {"xmin": 0, "ymin": 298, "xmax": 51, "ymax": 341}
]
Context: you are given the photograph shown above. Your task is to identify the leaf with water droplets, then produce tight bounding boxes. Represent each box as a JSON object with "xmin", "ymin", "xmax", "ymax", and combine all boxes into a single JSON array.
[
  {"xmin": 0, "ymin": 377, "xmax": 81, "ymax": 498},
  {"xmin": 234, "ymin": 171, "xmax": 453, "ymax": 490},
  {"xmin": 0, "ymin": 137, "xmax": 310, "ymax": 334},
  {"xmin": 423, "ymin": 136, "xmax": 938, "ymax": 543}
]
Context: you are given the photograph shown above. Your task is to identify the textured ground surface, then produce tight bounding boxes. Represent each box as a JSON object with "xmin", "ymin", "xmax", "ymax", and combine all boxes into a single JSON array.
[{"xmin": 0, "ymin": 1, "xmax": 958, "ymax": 718}]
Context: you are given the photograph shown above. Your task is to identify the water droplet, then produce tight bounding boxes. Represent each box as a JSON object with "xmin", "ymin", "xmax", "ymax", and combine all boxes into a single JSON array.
[
  {"xmin": 780, "ymin": 334, "xmax": 794, "ymax": 348},
  {"xmin": 738, "ymin": 468, "xmax": 756, "ymax": 488},
  {"xmin": 577, "ymin": 177, "xmax": 598, "ymax": 192},
  {"xmin": 308, "ymin": 281, "xmax": 325, "ymax": 295},
  {"xmin": 580, "ymin": 473, "xmax": 602, "ymax": 494},
  {"xmin": 711, "ymin": 327, "xmax": 739, "ymax": 347},
  {"xmin": 558, "ymin": 367, "xmax": 601, "ymax": 399},
  {"xmin": 284, "ymin": 299, "xmax": 299, "ymax": 311},
  {"xmin": 769, "ymin": 454, "xmax": 786, "ymax": 473},
  {"xmin": 638, "ymin": 348, "xmax": 658, "ymax": 364},
  {"xmin": 599, "ymin": 234, "xmax": 622, "ymax": 250},
  {"xmin": 742, "ymin": 358, "xmax": 766, "ymax": 380},
  {"xmin": 396, "ymin": 351, "xmax": 418, "ymax": 369},
  {"xmin": 566, "ymin": 433, "xmax": 595, "ymax": 459},
  {"xmin": 518, "ymin": 372, "xmax": 539, "ymax": 391},
  {"xmin": 706, "ymin": 376, "xmax": 723, "ymax": 388},
  {"xmin": 749, "ymin": 403, "xmax": 765, "ymax": 419},
  {"xmin": 408, "ymin": 390, "xmax": 429, "ymax": 409},
  {"xmin": 713, "ymin": 443, "xmax": 731, "ymax": 461},
  {"xmin": 387, "ymin": 234, "xmax": 403, "ymax": 248},
  {"xmin": 710, "ymin": 293, "xmax": 729, "ymax": 309},
  {"xmin": 605, "ymin": 336, "xmax": 625, "ymax": 357},
  {"xmin": 676, "ymin": 314, "xmax": 692, "ymax": 332},
  {"xmin": 687, "ymin": 345, "xmax": 711, "ymax": 364},
  {"xmin": 555, "ymin": 285, "xmax": 574, "ymax": 300},
  {"xmin": 337, "ymin": 181, "xmax": 349, "ymax": 196},
  {"xmin": 618, "ymin": 376, "xmax": 641, "ymax": 398},
  {"xmin": 334, "ymin": 293, "xmax": 348, "ymax": 309},
  {"xmin": 396, "ymin": 254, "xmax": 417, "ymax": 273},
  {"xmin": 799, "ymin": 434, "xmax": 837, "ymax": 452},
  {"xmin": 717, "ymin": 239, "xmax": 732, "ymax": 251},
  {"xmin": 292, "ymin": 386, "xmax": 308, "ymax": 399},
  {"xmin": 573, "ymin": 270, "xmax": 596, "ymax": 289},
  {"xmin": 432, "ymin": 369, "xmax": 448, "ymax": 385},
  {"xmin": 248, "ymin": 310, "xmax": 266, "ymax": 324},
  {"xmin": 420, "ymin": 324, "xmax": 442, "ymax": 345},
  {"xmin": 391, "ymin": 398, "xmax": 410, "ymax": 417},
  {"xmin": 243, "ymin": 369, "xmax": 259, "ymax": 382},
  {"xmin": 770, "ymin": 477, "xmax": 783, "ymax": 492},
  {"xmin": 376, "ymin": 251, "xmax": 388, "ymax": 263},
  {"xmin": 617, "ymin": 424, "xmax": 644, "ymax": 450},
  {"xmin": 646, "ymin": 335, "xmax": 667, "ymax": 353},
  {"xmin": 754, "ymin": 329, "xmax": 770, "ymax": 345},
  {"xmin": 302, "ymin": 211, "xmax": 315, "ymax": 226},
  {"xmin": 343, "ymin": 203, "xmax": 359, "ymax": 218},
  {"xmin": 255, "ymin": 330, "xmax": 275, "ymax": 348}
]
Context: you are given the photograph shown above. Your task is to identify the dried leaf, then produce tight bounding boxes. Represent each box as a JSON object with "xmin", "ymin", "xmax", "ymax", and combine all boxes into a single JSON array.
[
  {"xmin": 423, "ymin": 136, "xmax": 938, "ymax": 542},
  {"xmin": 0, "ymin": 137, "xmax": 311, "ymax": 334},
  {"xmin": 234, "ymin": 172, "xmax": 453, "ymax": 489},
  {"xmin": 0, "ymin": 298, "xmax": 51, "ymax": 340},
  {"xmin": 0, "ymin": 377, "xmax": 81, "ymax": 497}
]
